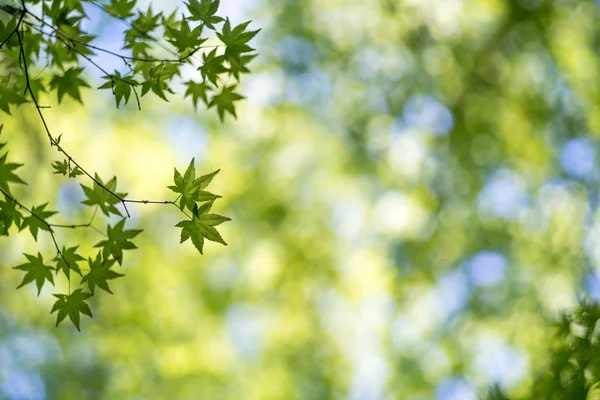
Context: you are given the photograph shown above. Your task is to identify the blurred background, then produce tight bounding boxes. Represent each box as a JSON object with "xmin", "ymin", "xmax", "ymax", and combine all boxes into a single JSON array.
[{"xmin": 2, "ymin": 0, "xmax": 600, "ymax": 398}]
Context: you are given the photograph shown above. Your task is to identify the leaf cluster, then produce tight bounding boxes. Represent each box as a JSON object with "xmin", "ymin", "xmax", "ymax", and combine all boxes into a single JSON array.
[
  {"xmin": 1, "ymin": 0, "xmax": 258, "ymax": 119},
  {"xmin": 0, "ymin": 0, "xmax": 245, "ymax": 331},
  {"xmin": 481, "ymin": 299, "xmax": 600, "ymax": 400},
  {"xmin": 169, "ymin": 158, "xmax": 230, "ymax": 254}
]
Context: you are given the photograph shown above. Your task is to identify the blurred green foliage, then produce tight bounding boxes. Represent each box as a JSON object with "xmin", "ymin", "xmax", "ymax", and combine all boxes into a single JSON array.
[{"xmin": 2, "ymin": 0, "xmax": 600, "ymax": 399}]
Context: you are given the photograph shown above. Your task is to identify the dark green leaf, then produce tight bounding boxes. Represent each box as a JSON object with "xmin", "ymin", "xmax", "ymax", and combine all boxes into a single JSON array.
[
  {"xmin": 49, "ymin": 67, "xmax": 91, "ymax": 104},
  {"xmin": 51, "ymin": 289, "xmax": 93, "ymax": 331},
  {"xmin": 55, "ymin": 246, "xmax": 85, "ymax": 279},
  {"xmin": 94, "ymin": 219, "xmax": 143, "ymax": 265},
  {"xmin": 21, "ymin": 203, "xmax": 57, "ymax": 241},
  {"xmin": 13, "ymin": 252, "xmax": 55, "ymax": 295},
  {"xmin": 208, "ymin": 84, "xmax": 244, "ymax": 121},
  {"xmin": 81, "ymin": 174, "xmax": 127, "ymax": 217},
  {"xmin": 81, "ymin": 253, "xmax": 124, "ymax": 294}
]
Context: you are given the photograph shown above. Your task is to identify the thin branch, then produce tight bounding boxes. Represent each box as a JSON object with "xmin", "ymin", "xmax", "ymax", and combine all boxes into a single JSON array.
[
  {"xmin": 0, "ymin": 12, "xmax": 25, "ymax": 49},
  {"xmin": 25, "ymin": 13, "xmax": 219, "ymax": 63},
  {"xmin": 47, "ymin": 206, "xmax": 106, "ymax": 237},
  {"xmin": 123, "ymin": 196, "xmax": 192, "ymax": 219}
]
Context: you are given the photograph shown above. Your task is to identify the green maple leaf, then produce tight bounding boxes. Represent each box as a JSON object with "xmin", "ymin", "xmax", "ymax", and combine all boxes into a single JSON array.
[
  {"xmin": 68, "ymin": 167, "xmax": 83, "ymax": 178},
  {"xmin": 175, "ymin": 200, "xmax": 230, "ymax": 254},
  {"xmin": 51, "ymin": 289, "xmax": 93, "ymax": 331},
  {"xmin": 94, "ymin": 219, "xmax": 142, "ymax": 265},
  {"xmin": 166, "ymin": 19, "xmax": 205, "ymax": 53},
  {"xmin": 228, "ymin": 53, "xmax": 257, "ymax": 80},
  {"xmin": 49, "ymin": 67, "xmax": 91, "ymax": 104},
  {"xmin": 98, "ymin": 71, "xmax": 140, "ymax": 108},
  {"xmin": 13, "ymin": 252, "xmax": 55, "ymax": 295},
  {"xmin": 81, "ymin": 253, "xmax": 124, "ymax": 294},
  {"xmin": 217, "ymin": 19, "xmax": 259, "ymax": 65},
  {"xmin": 131, "ymin": 6, "xmax": 160, "ymax": 34},
  {"xmin": 141, "ymin": 75, "xmax": 169, "ymax": 101},
  {"xmin": 81, "ymin": 174, "xmax": 127, "ymax": 217},
  {"xmin": 195, "ymin": 168, "xmax": 220, "ymax": 191},
  {"xmin": 184, "ymin": 80, "xmax": 211, "ymax": 109},
  {"xmin": 168, "ymin": 158, "xmax": 200, "ymax": 211},
  {"xmin": 198, "ymin": 48, "xmax": 228, "ymax": 85},
  {"xmin": 185, "ymin": 0, "xmax": 224, "ymax": 29},
  {"xmin": 0, "ymin": 152, "xmax": 26, "ymax": 193},
  {"xmin": 54, "ymin": 246, "xmax": 85, "ymax": 279},
  {"xmin": 106, "ymin": 0, "xmax": 136, "ymax": 18},
  {"xmin": 0, "ymin": 85, "xmax": 27, "ymax": 115},
  {"xmin": 52, "ymin": 159, "xmax": 69, "ymax": 176},
  {"xmin": 21, "ymin": 203, "xmax": 57, "ymax": 241},
  {"xmin": 0, "ymin": 196, "xmax": 21, "ymax": 235},
  {"xmin": 208, "ymin": 84, "xmax": 244, "ymax": 121},
  {"xmin": 168, "ymin": 158, "xmax": 221, "ymax": 211},
  {"xmin": 218, "ymin": 19, "xmax": 259, "ymax": 49}
]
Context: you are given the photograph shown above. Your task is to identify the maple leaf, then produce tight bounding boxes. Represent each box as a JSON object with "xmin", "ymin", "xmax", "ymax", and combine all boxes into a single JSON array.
[
  {"xmin": 185, "ymin": 0, "xmax": 223, "ymax": 29},
  {"xmin": 98, "ymin": 71, "xmax": 140, "ymax": 108},
  {"xmin": 198, "ymin": 48, "xmax": 228, "ymax": 85},
  {"xmin": 54, "ymin": 246, "xmax": 85, "ymax": 279},
  {"xmin": 217, "ymin": 19, "xmax": 259, "ymax": 58},
  {"xmin": 106, "ymin": 0, "xmax": 136, "ymax": 18},
  {"xmin": 168, "ymin": 158, "xmax": 201, "ymax": 211},
  {"xmin": 49, "ymin": 67, "xmax": 91, "ymax": 104},
  {"xmin": 94, "ymin": 219, "xmax": 142, "ymax": 265},
  {"xmin": 175, "ymin": 200, "xmax": 230, "ymax": 254},
  {"xmin": 168, "ymin": 158, "xmax": 221, "ymax": 211},
  {"xmin": 208, "ymin": 84, "xmax": 244, "ymax": 121},
  {"xmin": 52, "ymin": 159, "xmax": 69, "ymax": 175},
  {"xmin": 51, "ymin": 289, "xmax": 93, "ymax": 331},
  {"xmin": 81, "ymin": 174, "xmax": 127, "ymax": 217},
  {"xmin": 13, "ymin": 252, "xmax": 55, "ymax": 295},
  {"xmin": 0, "ymin": 85, "xmax": 27, "ymax": 115},
  {"xmin": 21, "ymin": 203, "xmax": 57, "ymax": 241},
  {"xmin": 0, "ymin": 152, "xmax": 26, "ymax": 193},
  {"xmin": 184, "ymin": 80, "xmax": 211, "ymax": 109},
  {"xmin": 81, "ymin": 253, "xmax": 124, "ymax": 294},
  {"xmin": 166, "ymin": 18, "xmax": 205, "ymax": 53},
  {"xmin": 0, "ymin": 196, "xmax": 21, "ymax": 235}
]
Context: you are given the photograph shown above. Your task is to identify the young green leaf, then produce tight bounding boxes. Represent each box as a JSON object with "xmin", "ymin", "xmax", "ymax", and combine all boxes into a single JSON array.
[
  {"xmin": 13, "ymin": 252, "xmax": 55, "ymax": 295},
  {"xmin": 208, "ymin": 84, "xmax": 244, "ymax": 121},
  {"xmin": 21, "ymin": 203, "xmax": 57, "ymax": 241},
  {"xmin": 98, "ymin": 72, "xmax": 140, "ymax": 108},
  {"xmin": 0, "ymin": 197, "xmax": 22, "ymax": 235},
  {"xmin": 198, "ymin": 48, "xmax": 228, "ymax": 85},
  {"xmin": 175, "ymin": 199, "xmax": 230, "ymax": 255},
  {"xmin": 49, "ymin": 67, "xmax": 91, "ymax": 104},
  {"xmin": 168, "ymin": 158, "xmax": 201, "ymax": 211},
  {"xmin": 54, "ymin": 246, "xmax": 85, "ymax": 279},
  {"xmin": 81, "ymin": 174, "xmax": 127, "ymax": 217},
  {"xmin": 0, "ymin": 152, "xmax": 26, "ymax": 193},
  {"xmin": 52, "ymin": 159, "xmax": 69, "ymax": 176},
  {"xmin": 184, "ymin": 80, "xmax": 211, "ymax": 109},
  {"xmin": 69, "ymin": 167, "xmax": 83, "ymax": 178},
  {"xmin": 0, "ymin": 85, "xmax": 27, "ymax": 115},
  {"xmin": 81, "ymin": 253, "xmax": 124, "ymax": 294},
  {"xmin": 94, "ymin": 219, "xmax": 143, "ymax": 265},
  {"xmin": 51, "ymin": 289, "xmax": 93, "ymax": 331},
  {"xmin": 166, "ymin": 19, "xmax": 205, "ymax": 53},
  {"xmin": 185, "ymin": 0, "xmax": 223, "ymax": 29},
  {"xmin": 106, "ymin": 0, "xmax": 136, "ymax": 18},
  {"xmin": 194, "ymin": 169, "xmax": 220, "ymax": 190}
]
